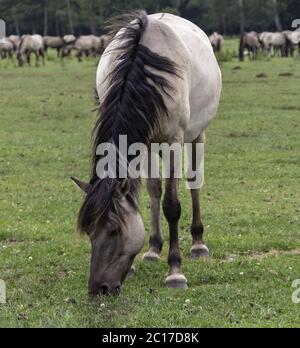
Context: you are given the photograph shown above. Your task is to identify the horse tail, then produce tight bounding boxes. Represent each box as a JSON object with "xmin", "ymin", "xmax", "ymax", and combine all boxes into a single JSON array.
[{"xmin": 239, "ymin": 33, "xmax": 245, "ymax": 61}]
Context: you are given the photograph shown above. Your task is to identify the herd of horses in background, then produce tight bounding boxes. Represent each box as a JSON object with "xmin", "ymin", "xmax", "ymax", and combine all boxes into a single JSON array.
[
  {"xmin": 0, "ymin": 33, "xmax": 109, "ymax": 66},
  {"xmin": 239, "ymin": 30, "xmax": 300, "ymax": 61},
  {"xmin": 0, "ymin": 28, "xmax": 300, "ymax": 67},
  {"xmin": 210, "ymin": 30, "xmax": 300, "ymax": 61}
]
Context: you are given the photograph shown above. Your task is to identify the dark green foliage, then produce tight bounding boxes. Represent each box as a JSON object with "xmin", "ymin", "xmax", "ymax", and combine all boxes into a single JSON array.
[{"xmin": 0, "ymin": 0, "xmax": 299, "ymax": 36}]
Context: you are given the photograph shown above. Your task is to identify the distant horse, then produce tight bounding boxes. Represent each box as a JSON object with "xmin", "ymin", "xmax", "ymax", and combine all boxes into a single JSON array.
[
  {"xmin": 72, "ymin": 12, "xmax": 222, "ymax": 296},
  {"xmin": 43, "ymin": 36, "xmax": 65, "ymax": 57},
  {"xmin": 0, "ymin": 38, "xmax": 14, "ymax": 59},
  {"xmin": 209, "ymin": 32, "xmax": 224, "ymax": 53},
  {"xmin": 259, "ymin": 32, "xmax": 287, "ymax": 57},
  {"xmin": 283, "ymin": 30, "xmax": 300, "ymax": 58},
  {"xmin": 8, "ymin": 35, "xmax": 21, "ymax": 52},
  {"xmin": 74, "ymin": 35, "xmax": 102, "ymax": 61},
  {"xmin": 64, "ymin": 34, "xmax": 76, "ymax": 45},
  {"xmin": 98, "ymin": 34, "xmax": 110, "ymax": 55},
  {"xmin": 17, "ymin": 34, "xmax": 45, "ymax": 67},
  {"xmin": 239, "ymin": 31, "xmax": 260, "ymax": 61},
  {"xmin": 61, "ymin": 35, "xmax": 76, "ymax": 58}
]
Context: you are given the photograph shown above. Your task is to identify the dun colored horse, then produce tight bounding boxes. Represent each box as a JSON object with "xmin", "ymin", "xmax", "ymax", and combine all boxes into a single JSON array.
[
  {"xmin": 43, "ymin": 36, "xmax": 65, "ymax": 57},
  {"xmin": 209, "ymin": 32, "xmax": 224, "ymax": 53},
  {"xmin": 17, "ymin": 34, "xmax": 45, "ymax": 67},
  {"xmin": 0, "ymin": 38, "xmax": 14, "ymax": 59},
  {"xmin": 239, "ymin": 31, "xmax": 261, "ymax": 61},
  {"xmin": 73, "ymin": 12, "xmax": 222, "ymax": 296},
  {"xmin": 74, "ymin": 35, "xmax": 106, "ymax": 61},
  {"xmin": 259, "ymin": 32, "xmax": 287, "ymax": 57}
]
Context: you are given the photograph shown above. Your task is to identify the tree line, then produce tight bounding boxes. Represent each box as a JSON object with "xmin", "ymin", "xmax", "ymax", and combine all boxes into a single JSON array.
[{"xmin": 1, "ymin": 0, "xmax": 299, "ymax": 36}]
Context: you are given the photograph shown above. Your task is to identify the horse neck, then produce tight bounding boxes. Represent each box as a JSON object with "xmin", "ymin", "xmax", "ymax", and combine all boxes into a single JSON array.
[{"xmin": 92, "ymin": 135, "xmax": 148, "ymax": 185}]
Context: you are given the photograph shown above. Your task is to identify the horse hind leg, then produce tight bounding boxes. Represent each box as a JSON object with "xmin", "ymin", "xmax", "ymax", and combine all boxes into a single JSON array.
[
  {"xmin": 187, "ymin": 134, "xmax": 209, "ymax": 259},
  {"xmin": 143, "ymin": 154, "xmax": 163, "ymax": 262}
]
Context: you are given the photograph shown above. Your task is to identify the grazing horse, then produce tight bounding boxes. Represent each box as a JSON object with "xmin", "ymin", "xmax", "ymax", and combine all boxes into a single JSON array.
[
  {"xmin": 209, "ymin": 32, "xmax": 224, "ymax": 53},
  {"xmin": 17, "ymin": 34, "xmax": 45, "ymax": 67},
  {"xmin": 239, "ymin": 32, "xmax": 260, "ymax": 61},
  {"xmin": 72, "ymin": 12, "xmax": 222, "ymax": 296},
  {"xmin": 8, "ymin": 35, "xmax": 21, "ymax": 52},
  {"xmin": 0, "ymin": 38, "xmax": 14, "ymax": 59},
  {"xmin": 43, "ymin": 36, "xmax": 65, "ymax": 57}
]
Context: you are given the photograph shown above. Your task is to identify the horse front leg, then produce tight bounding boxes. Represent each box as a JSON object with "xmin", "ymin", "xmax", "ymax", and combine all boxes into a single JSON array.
[
  {"xmin": 35, "ymin": 52, "xmax": 39, "ymax": 67},
  {"xmin": 143, "ymin": 153, "xmax": 163, "ymax": 261},
  {"xmin": 163, "ymin": 153, "xmax": 187, "ymax": 289},
  {"xmin": 41, "ymin": 50, "xmax": 45, "ymax": 66},
  {"xmin": 27, "ymin": 53, "xmax": 31, "ymax": 66},
  {"xmin": 76, "ymin": 50, "xmax": 82, "ymax": 63},
  {"xmin": 142, "ymin": 178, "xmax": 163, "ymax": 261},
  {"xmin": 187, "ymin": 134, "xmax": 210, "ymax": 259}
]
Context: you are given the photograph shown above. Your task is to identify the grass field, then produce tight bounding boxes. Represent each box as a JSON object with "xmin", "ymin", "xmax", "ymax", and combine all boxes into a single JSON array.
[{"xmin": 0, "ymin": 39, "xmax": 300, "ymax": 328}]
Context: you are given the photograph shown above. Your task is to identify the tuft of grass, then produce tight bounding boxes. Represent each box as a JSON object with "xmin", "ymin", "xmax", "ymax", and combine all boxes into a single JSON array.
[
  {"xmin": 0, "ymin": 43, "xmax": 300, "ymax": 328},
  {"xmin": 216, "ymin": 50, "xmax": 235, "ymax": 63}
]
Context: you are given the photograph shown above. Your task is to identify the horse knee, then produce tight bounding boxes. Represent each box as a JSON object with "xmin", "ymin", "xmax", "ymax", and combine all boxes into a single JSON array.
[
  {"xmin": 163, "ymin": 194, "xmax": 181, "ymax": 222},
  {"xmin": 147, "ymin": 179, "xmax": 162, "ymax": 200}
]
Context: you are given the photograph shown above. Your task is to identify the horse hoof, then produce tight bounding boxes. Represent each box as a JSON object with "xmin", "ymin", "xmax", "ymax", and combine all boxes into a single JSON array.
[
  {"xmin": 142, "ymin": 251, "xmax": 160, "ymax": 262},
  {"xmin": 127, "ymin": 265, "xmax": 136, "ymax": 279},
  {"xmin": 190, "ymin": 244, "xmax": 210, "ymax": 259},
  {"xmin": 165, "ymin": 274, "xmax": 188, "ymax": 289}
]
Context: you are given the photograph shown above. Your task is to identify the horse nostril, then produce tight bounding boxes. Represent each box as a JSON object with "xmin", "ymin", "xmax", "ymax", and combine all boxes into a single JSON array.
[{"xmin": 99, "ymin": 284, "xmax": 109, "ymax": 295}]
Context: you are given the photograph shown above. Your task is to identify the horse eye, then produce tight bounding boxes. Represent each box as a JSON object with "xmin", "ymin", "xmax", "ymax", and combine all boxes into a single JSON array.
[{"xmin": 108, "ymin": 229, "xmax": 118, "ymax": 237}]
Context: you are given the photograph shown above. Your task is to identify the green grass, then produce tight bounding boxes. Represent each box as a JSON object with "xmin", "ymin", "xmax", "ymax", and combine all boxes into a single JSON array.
[{"xmin": 0, "ymin": 43, "xmax": 300, "ymax": 328}]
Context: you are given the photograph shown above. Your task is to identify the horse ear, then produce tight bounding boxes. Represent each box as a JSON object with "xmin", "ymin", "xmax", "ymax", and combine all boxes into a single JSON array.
[{"xmin": 71, "ymin": 177, "xmax": 91, "ymax": 194}]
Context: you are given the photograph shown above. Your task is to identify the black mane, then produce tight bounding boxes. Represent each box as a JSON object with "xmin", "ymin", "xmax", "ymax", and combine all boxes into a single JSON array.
[{"xmin": 78, "ymin": 11, "xmax": 178, "ymax": 234}]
